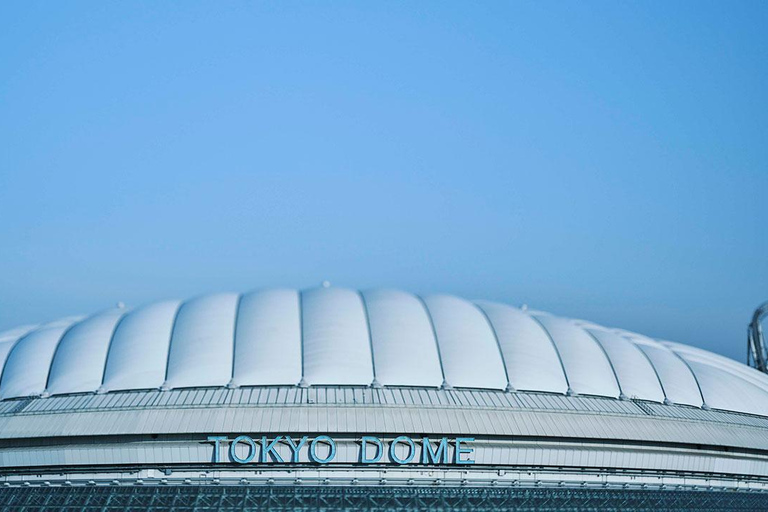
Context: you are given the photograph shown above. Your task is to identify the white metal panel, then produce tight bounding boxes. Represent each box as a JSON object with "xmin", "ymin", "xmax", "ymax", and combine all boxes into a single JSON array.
[
  {"xmin": 585, "ymin": 328, "xmax": 665, "ymax": 402},
  {"xmin": 684, "ymin": 359, "xmax": 768, "ymax": 416},
  {"xmin": 422, "ymin": 294, "xmax": 507, "ymax": 390},
  {"xmin": 301, "ymin": 287, "xmax": 373, "ymax": 385},
  {"xmin": 46, "ymin": 309, "xmax": 127, "ymax": 395},
  {"xmin": 2, "ymin": 398, "xmax": 768, "ymax": 452},
  {"xmin": 101, "ymin": 300, "xmax": 181, "ymax": 392},
  {"xmin": 4, "ymin": 286, "xmax": 767, "ymax": 421},
  {"xmin": 0, "ymin": 325, "xmax": 37, "ymax": 344},
  {"xmin": 532, "ymin": 315, "xmax": 619, "ymax": 398},
  {"xmin": 0, "ymin": 343, "xmax": 16, "ymax": 383},
  {"xmin": 0, "ymin": 318, "xmax": 82, "ymax": 387},
  {"xmin": 0, "ymin": 321, "xmax": 82, "ymax": 399},
  {"xmin": 232, "ymin": 289, "xmax": 302, "ymax": 386},
  {"xmin": 475, "ymin": 301, "xmax": 567, "ymax": 393},
  {"xmin": 4, "ymin": 437, "xmax": 768, "ymax": 476},
  {"xmin": 362, "ymin": 289, "xmax": 443, "ymax": 387},
  {"xmin": 663, "ymin": 341, "xmax": 768, "ymax": 394},
  {"xmin": 622, "ymin": 332, "xmax": 703, "ymax": 406},
  {"xmin": 163, "ymin": 293, "xmax": 239, "ymax": 389},
  {"xmin": 0, "ymin": 331, "xmax": 33, "ymax": 383}
]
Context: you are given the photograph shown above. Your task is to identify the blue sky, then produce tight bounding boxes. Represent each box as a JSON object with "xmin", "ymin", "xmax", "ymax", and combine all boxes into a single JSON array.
[{"xmin": 0, "ymin": 1, "xmax": 766, "ymax": 361}]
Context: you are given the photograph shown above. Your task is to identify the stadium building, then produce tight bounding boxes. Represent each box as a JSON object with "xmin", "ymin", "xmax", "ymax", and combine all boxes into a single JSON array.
[{"xmin": 0, "ymin": 286, "xmax": 767, "ymax": 510}]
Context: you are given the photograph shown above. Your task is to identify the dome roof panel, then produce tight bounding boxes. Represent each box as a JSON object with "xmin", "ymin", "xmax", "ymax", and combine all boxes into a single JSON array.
[
  {"xmin": 164, "ymin": 293, "xmax": 238, "ymax": 390},
  {"xmin": 662, "ymin": 340, "xmax": 768, "ymax": 394},
  {"xmin": 532, "ymin": 315, "xmax": 620, "ymax": 398},
  {"xmin": 101, "ymin": 300, "xmax": 181, "ymax": 393},
  {"xmin": 47, "ymin": 309, "xmax": 126, "ymax": 396},
  {"xmin": 301, "ymin": 287, "xmax": 373, "ymax": 386},
  {"xmin": 232, "ymin": 289, "xmax": 301, "ymax": 386},
  {"xmin": 0, "ymin": 317, "xmax": 83, "ymax": 399},
  {"xmin": 0, "ymin": 325, "xmax": 38, "ymax": 344},
  {"xmin": 475, "ymin": 301, "xmax": 567, "ymax": 394},
  {"xmin": 685, "ymin": 359, "xmax": 768, "ymax": 416},
  {"xmin": 622, "ymin": 333, "xmax": 704, "ymax": 407},
  {"xmin": 585, "ymin": 328, "xmax": 665, "ymax": 402},
  {"xmin": 0, "ymin": 287, "xmax": 762, "ymax": 418},
  {"xmin": 422, "ymin": 295, "xmax": 507, "ymax": 390},
  {"xmin": 362, "ymin": 289, "xmax": 443, "ymax": 387}
]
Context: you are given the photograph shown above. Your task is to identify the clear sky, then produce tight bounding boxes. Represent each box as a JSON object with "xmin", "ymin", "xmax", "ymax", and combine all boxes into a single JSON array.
[{"xmin": 0, "ymin": 2, "xmax": 766, "ymax": 362}]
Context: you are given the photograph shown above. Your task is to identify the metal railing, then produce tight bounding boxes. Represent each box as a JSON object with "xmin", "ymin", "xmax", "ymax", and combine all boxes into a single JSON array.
[{"xmin": 749, "ymin": 302, "xmax": 768, "ymax": 373}]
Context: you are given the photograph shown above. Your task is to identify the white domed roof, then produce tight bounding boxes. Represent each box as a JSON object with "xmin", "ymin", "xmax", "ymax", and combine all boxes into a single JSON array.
[{"xmin": 1, "ymin": 287, "xmax": 767, "ymax": 416}]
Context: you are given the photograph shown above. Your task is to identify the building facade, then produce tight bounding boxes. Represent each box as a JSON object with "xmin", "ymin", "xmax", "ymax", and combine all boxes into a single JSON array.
[{"xmin": 0, "ymin": 287, "xmax": 767, "ymax": 510}]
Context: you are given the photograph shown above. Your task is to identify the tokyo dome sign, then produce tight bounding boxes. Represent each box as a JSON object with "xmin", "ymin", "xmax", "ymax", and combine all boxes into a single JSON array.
[{"xmin": 207, "ymin": 435, "xmax": 475, "ymax": 465}]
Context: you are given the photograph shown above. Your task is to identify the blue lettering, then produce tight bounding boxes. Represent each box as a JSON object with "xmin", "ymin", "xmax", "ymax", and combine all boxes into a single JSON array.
[
  {"xmin": 208, "ymin": 434, "xmax": 473, "ymax": 466},
  {"xmin": 229, "ymin": 435, "xmax": 256, "ymax": 464},
  {"xmin": 389, "ymin": 436, "xmax": 415, "ymax": 465},
  {"xmin": 284, "ymin": 436, "xmax": 308, "ymax": 463},
  {"xmin": 360, "ymin": 436, "xmax": 383, "ymax": 463},
  {"xmin": 309, "ymin": 435, "xmax": 336, "ymax": 464},
  {"xmin": 422, "ymin": 437, "xmax": 449, "ymax": 464},
  {"xmin": 260, "ymin": 436, "xmax": 284, "ymax": 463},
  {"xmin": 454, "ymin": 437, "xmax": 475, "ymax": 465},
  {"xmin": 207, "ymin": 436, "xmax": 228, "ymax": 463}
]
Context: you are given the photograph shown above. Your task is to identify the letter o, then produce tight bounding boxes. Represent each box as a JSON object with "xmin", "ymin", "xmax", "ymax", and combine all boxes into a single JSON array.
[
  {"xmin": 229, "ymin": 435, "xmax": 256, "ymax": 464},
  {"xmin": 309, "ymin": 435, "xmax": 336, "ymax": 464},
  {"xmin": 389, "ymin": 436, "xmax": 416, "ymax": 465}
]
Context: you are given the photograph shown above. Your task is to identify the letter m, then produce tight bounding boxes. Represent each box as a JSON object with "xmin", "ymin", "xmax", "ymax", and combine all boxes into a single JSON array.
[{"xmin": 421, "ymin": 437, "xmax": 449, "ymax": 464}]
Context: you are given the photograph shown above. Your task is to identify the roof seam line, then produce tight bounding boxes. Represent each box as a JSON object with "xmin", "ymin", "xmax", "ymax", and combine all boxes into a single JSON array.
[
  {"xmin": 0, "ymin": 328, "xmax": 43, "ymax": 396},
  {"xmin": 356, "ymin": 291, "xmax": 377, "ymax": 385},
  {"xmin": 473, "ymin": 302, "xmax": 513, "ymax": 391},
  {"xmin": 43, "ymin": 312, "xmax": 100, "ymax": 395},
  {"xmin": 414, "ymin": 294, "xmax": 448, "ymax": 388},
  {"xmin": 580, "ymin": 326, "xmax": 624, "ymax": 398},
  {"xmin": 297, "ymin": 290, "xmax": 306, "ymax": 387},
  {"xmin": 621, "ymin": 334, "xmax": 669, "ymax": 403},
  {"xmin": 664, "ymin": 342, "xmax": 708, "ymax": 407},
  {"xmin": 229, "ymin": 293, "xmax": 244, "ymax": 386},
  {"xmin": 526, "ymin": 313, "xmax": 572, "ymax": 393},
  {"xmin": 98, "ymin": 309, "xmax": 132, "ymax": 390},
  {"xmin": 161, "ymin": 301, "xmax": 186, "ymax": 390}
]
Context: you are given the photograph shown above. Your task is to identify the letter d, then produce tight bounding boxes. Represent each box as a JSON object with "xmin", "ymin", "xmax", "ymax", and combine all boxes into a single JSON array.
[{"xmin": 360, "ymin": 436, "xmax": 383, "ymax": 463}]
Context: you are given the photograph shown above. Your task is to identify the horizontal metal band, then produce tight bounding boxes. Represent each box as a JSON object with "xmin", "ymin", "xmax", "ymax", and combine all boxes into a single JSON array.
[
  {"xmin": 1, "ymin": 436, "xmax": 768, "ymax": 482},
  {"xmin": 0, "ymin": 402, "xmax": 768, "ymax": 454},
  {"xmin": 2, "ymin": 387, "xmax": 767, "ymax": 429}
]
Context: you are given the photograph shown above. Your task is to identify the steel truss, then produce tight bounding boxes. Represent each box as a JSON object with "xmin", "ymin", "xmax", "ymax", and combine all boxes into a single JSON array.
[{"xmin": 0, "ymin": 485, "xmax": 767, "ymax": 511}]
